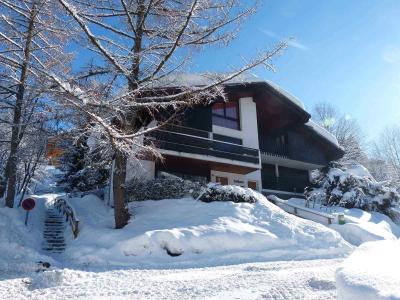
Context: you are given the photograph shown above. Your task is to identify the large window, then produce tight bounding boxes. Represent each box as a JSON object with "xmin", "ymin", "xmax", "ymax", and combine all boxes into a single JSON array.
[{"xmin": 212, "ymin": 102, "xmax": 240, "ymax": 130}]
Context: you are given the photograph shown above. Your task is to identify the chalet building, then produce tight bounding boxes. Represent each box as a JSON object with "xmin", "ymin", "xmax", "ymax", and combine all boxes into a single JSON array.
[{"xmin": 125, "ymin": 74, "xmax": 344, "ymax": 199}]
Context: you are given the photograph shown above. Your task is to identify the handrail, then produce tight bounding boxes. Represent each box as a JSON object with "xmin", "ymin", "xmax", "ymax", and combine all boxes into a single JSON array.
[
  {"xmin": 54, "ymin": 196, "xmax": 80, "ymax": 238},
  {"xmin": 267, "ymin": 196, "xmax": 335, "ymax": 225},
  {"xmin": 148, "ymin": 128, "xmax": 259, "ymax": 154}
]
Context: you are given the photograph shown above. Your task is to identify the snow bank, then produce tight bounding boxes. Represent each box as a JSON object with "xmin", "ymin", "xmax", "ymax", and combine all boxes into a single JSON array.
[
  {"xmin": 0, "ymin": 194, "xmax": 54, "ymax": 274},
  {"xmin": 64, "ymin": 194, "xmax": 352, "ymax": 268},
  {"xmin": 336, "ymin": 240, "xmax": 400, "ymax": 300},
  {"xmin": 288, "ymin": 198, "xmax": 400, "ymax": 246}
]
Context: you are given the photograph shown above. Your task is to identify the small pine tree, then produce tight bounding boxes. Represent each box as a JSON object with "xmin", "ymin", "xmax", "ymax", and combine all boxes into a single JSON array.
[{"xmin": 59, "ymin": 139, "xmax": 109, "ymax": 192}]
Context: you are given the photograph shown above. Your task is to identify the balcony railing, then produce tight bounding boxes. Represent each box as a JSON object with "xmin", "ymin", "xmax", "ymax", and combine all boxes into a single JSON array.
[
  {"xmin": 145, "ymin": 125, "xmax": 260, "ymax": 165},
  {"xmin": 260, "ymin": 142, "xmax": 289, "ymax": 158}
]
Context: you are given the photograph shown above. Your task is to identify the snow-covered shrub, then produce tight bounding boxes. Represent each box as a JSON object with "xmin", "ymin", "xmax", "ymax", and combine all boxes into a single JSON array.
[
  {"xmin": 59, "ymin": 140, "xmax": 109, "ymax": 192},
  {"xmin": 305, "ymin": 162, "xmax": 400, "ymax": 216},
  {"xmin": 126, "ymin": 172, "xmax": 203, "ymax": 201},
  {"xmin": 198, "ymin": 183, "xmax": 259, "ymax": 203}
]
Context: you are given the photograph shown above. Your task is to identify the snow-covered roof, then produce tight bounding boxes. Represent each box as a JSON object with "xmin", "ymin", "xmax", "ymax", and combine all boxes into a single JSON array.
[
  {"xmin": 305, "ymin": 120, "xmax": 343, "ymax": 149},
  {"xmin": 150, "ymin": 73, "xmax": 305, "ymax": 111},
  {"xmin": 152, "ymin": 73, "xmax": 342, "ymax": 152}
]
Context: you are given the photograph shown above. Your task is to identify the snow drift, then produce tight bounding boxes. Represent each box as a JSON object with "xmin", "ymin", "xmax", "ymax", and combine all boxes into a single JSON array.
[
  {"xmin": 63, "ymin": 193, "xmax": 352, "ymax": 268},
  {"xmin": 288, "ymin": 198, "xmax": 400, "ymax": 246},
  {"xmin": 336, "ymin": 240, "xmax": 400, "ymax": 300}
]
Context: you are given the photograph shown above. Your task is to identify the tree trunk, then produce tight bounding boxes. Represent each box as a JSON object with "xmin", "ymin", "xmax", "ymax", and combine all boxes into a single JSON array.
[
  {"xmin": 113, "ymin": 150, "xmax": 130, "ymax": 229},
  {"xmin": 111, "ymin": 0, "xmax": 145, "ymax": 228},
  {"xmin": 4, "ymin": 4, "xmax": 36, "ymax": 208}
]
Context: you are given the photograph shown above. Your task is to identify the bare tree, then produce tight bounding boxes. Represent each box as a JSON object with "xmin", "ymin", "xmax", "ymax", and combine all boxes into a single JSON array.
[
  {"xmin": 41, "ymin": 0, "xmax": 288, "ymax": 228},
  {"xmin": 313, "ymin": 102, "xmax": 338, "ymax": 133},
  {"xmin": 312, "ymin": 102, "xmax": 367, "ymax": 164},
  {"xmin": 372, "ymin": 125, "xmax": 400, "ymax": 186},
  {"xmin": 0, "ymin": 0, "xmax": 70, "ymax": 207}
]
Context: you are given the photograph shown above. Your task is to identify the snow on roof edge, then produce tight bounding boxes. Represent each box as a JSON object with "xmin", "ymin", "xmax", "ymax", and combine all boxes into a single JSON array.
[
  {"xmin": 150, "ymin": 73, "xmax": 306, "ymax": 111},
  {"xmin": 306, "ymin": 120, "xmax": 343, "ymax": 150}
]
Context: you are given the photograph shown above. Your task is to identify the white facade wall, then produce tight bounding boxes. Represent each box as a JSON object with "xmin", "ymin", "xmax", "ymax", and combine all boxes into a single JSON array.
[
  {"xmin": 125, "ymin": 159, "xmax": 155, "ymax": 182},
  {"xmin": 210, "ymin": 97, "xmax": 262, "ymax": 191}
]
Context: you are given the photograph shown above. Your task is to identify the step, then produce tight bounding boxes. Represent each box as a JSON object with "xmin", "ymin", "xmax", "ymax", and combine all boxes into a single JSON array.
[
  {"xmin": 43, "ymin": 236, "xmax": 64, "ymax": 240},
  {"xmin": 45, "ymin": 239, "xmax": 65, "ymax": 243},
  {"xmin": 42, "ymin": 248, "xmax": 65, "ymax": 252},
  {"xmin": 43, "ymin": 241, "xmax": 66, "ymax": 245},
  {"xmin": 43, "ymin": 234, "xmax": 64, "ymax": 237},
  {"xmin": 43, "ymin": 245, "xmax": 66, "ymax": 249},
  {"xmin": 45, "ymin": 243, "xmax": 65, "ymax": 247}
]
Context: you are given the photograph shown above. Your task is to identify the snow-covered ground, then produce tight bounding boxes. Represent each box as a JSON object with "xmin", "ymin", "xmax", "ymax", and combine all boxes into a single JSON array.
[
  {"xmin": 61, "ymin": 194, "xmax": 351, "ymax": 268},
  {"xmin": 2, "ymin": 258, "xmax": 343, "ymax": 300},
  {"xmin": 288, "ymin": 198, "xmax": 400, "ymax": 246},
  {"xmin": 336, "ymin": 240, "xmax": 400, "ymax": 300},
  {"xmin": 0, "ymin": 194, "xmax": 58, "ymax": 274},
  {"xmin": 2, "ymin": 168, "xmax": 399, "ymax": 299}
]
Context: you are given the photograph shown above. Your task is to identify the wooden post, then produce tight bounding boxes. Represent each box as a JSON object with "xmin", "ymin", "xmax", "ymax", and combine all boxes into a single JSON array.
[{"xmin": 24, "ymin": 211, "xmax": 29, "ymax": 226}]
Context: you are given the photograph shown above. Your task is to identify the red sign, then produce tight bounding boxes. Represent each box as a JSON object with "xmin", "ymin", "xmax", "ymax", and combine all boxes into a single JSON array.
[{"xmin": 22, "ymin": 198, "xmax": 36, "ymax": 211}]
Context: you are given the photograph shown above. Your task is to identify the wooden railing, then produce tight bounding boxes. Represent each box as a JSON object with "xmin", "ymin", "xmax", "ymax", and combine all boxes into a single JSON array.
[{"xmin": 54, "ymin": 197, "xmax": 80, "ymax": 238}]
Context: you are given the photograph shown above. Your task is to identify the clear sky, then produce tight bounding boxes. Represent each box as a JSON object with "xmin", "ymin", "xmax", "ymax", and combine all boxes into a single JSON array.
[{"xmin": 191, "ymin": 0, "xmax": 400, "ymax": 142}]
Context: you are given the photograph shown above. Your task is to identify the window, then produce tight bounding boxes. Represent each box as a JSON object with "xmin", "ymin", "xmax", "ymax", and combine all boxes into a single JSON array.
[
  {"xmin": 212, "ymin": 102, "xmax": 240, "ymax": 130},
  {"xmin": 215, "ymin": 176, "xmax": 229, "ymax": 185},
  {"xmin": 275, "ymin": 134, "xmax": 287, "ymax": 146},
  {"xmin": 248, "ymin": 180, "xmax": 258, "ymax": 190}
]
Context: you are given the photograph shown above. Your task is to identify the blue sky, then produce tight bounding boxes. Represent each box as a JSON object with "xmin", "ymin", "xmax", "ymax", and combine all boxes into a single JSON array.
[{"xmin": 191, "ymin": 0, "xmax": 400, "ymax": 142}]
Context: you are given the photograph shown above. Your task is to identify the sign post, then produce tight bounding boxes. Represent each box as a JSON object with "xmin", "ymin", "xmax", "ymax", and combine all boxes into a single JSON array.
[{"xmin": 21, "ymin": 198, "xmax": 36, "ymax": 226}]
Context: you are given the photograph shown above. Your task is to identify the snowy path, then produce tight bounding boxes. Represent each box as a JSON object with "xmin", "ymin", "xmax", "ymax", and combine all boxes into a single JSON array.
[{"xmin": 1, "ymin": 258, "xmax": 342, "ymax": 300}]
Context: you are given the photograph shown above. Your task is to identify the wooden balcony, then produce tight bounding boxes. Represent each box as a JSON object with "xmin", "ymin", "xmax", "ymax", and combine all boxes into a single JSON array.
[
  {"xmin": 145, "ymin": 125, "xmax": 260, "ymax": 165},
  {"xmin": 259, "ymin": 140, "xmax": 289, "ymax": 158}
]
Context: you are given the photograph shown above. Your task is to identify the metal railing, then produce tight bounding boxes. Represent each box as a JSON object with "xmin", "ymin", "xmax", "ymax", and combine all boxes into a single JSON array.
[
  {"xmin": 54, "ymin": 197, "xmax": 80, "ymax": 238},
  {"xmin": 146, "ymin": 125, "xmax": 260, "ymax": 164},
  {"xmin": 267, "ymin": 196, "xmax": 335, "ymax": 225}
]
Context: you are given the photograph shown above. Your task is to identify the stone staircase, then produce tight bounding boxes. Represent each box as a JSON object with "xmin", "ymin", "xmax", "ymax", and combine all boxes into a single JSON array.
[{"xmin": 42, "ymin": 207, "xmax": 66, "ymax": 253}]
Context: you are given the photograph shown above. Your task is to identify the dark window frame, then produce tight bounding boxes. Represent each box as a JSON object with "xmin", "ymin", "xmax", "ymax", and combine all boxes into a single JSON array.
[{"xmin": 211, "ymin": 101, "xmax": 240, "ymax": 130}]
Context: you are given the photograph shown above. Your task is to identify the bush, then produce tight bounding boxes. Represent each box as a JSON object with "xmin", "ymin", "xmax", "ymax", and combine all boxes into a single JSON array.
[
  {"xmin": 126, "ymin": 172, "xmax": 203, "ymax": 201},
  {"xmin": 126, "ymin": 173, "xmax": 260, "ymax": 203},
  {"xmin": 59, "ymin": 140, "xmax": 110, "ymax": 192},
  {"xmin": 305, "ymin": 162, "xmax": 400, "ymax": 216},
  {"xmin": 198, "ymin": 183, "xmax": 259, "ymax": 203}
]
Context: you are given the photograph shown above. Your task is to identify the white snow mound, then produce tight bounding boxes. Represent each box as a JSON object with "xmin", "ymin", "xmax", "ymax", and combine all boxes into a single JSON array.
[
  {"xmin": 64, "ymin": 194, "xmax": 352, "ymax": 268},
  {"xmin": 336, "ymin": 240, "xmax": 400, "ymax": 300},
  {"xmin": 0, "ymin": 195, "xmax": 54, "ymax": 274}
]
